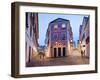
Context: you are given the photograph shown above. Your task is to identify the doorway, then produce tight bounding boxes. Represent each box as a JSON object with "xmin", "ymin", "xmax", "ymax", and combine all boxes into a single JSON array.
[
  {"xmin": 63, "ymin": 47, "xmax": 66, "ymax": 56},
  {"xmin": 58, "ymin": 48, "xmax": 61, "ymax": 57},
  {"xmin": 54, "ymin": 48, "xmax": 57, "ymax": 57}
]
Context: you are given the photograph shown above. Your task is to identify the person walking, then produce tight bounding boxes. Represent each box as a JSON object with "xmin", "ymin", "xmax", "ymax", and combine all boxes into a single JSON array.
[{"xmin": 81, "ymin": 50, "xmax": 84, "ymax": 57}]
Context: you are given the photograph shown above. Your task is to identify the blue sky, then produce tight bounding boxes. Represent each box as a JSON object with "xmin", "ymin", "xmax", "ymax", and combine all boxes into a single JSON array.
[{"xmin": 38, "ymin": 13, "xmax": 87, "ymax": 46}]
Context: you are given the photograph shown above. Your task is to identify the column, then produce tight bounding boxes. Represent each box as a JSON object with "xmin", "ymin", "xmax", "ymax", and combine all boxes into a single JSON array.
[{"xmin": 61, "ymin": 47, "xmax": 63, "ymax": 57}]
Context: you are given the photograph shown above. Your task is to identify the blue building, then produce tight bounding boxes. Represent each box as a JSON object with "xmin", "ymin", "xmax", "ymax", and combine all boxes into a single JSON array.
[{"xmin": 45, "ymin": 18, "xmax": 73, "ymax": 58}]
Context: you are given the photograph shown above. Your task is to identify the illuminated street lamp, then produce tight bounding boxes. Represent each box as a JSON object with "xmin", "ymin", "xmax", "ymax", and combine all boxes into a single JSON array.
[
  {"xmin": 70, "ymin": 40, "xmax": 73, "ymax": 45},
  {"xmin": 71, "ymin": 39, "xmax": 72, "ymax": 42},
  {"xmin": 70, "ymin": 39, "xmax": 73, "ymax": 47}
]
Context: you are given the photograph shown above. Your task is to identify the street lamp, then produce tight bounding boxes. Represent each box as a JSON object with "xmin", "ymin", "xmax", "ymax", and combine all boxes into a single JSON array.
[
  {"xmin": 70, "ymin": 40, "xmax": 73, "ymax": 44},
  {"xmin": 70, "ymin": 40, "xmax": 73, "ymax": 47},
  {"xmin": 71, "ymin": 40, "xmax": 72, "ymax": 42}
]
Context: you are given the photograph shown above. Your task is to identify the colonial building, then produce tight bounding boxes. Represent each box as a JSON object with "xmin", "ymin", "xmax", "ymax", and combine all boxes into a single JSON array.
[
  {"xmin": 25, "ymin": 12, "xmax": 39, "ymax": 63},
  {"xmin": 79, "ymin": 17, "xmax": 90, "ymax": 58},
  {"xmin": 45, "ymin": 18, "xmax": 73, "ymax": 58}
]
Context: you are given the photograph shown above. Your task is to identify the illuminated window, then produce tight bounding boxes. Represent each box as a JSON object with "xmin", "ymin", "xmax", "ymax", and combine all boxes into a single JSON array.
[
  {"xmin": 54, "ymin": 24, "xmax": 58, "ymax": 29},
  {"xmin": 62, "ymin": 23, "xmax": 66, "ymax": 28}
]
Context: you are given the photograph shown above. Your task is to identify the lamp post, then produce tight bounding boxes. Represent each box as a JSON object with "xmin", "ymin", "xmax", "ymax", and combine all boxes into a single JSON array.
[{"xmin": 71, "ymin": 40, "xmax": 72, "ymax": 43}]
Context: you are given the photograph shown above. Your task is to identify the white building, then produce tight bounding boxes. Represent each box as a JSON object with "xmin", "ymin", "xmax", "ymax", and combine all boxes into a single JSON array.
[
  {"xmin": 25, "ymin": 12, "xmax": 39, "ymax": 63},
  {"xmin": 79, "ymin": 17, "xmax": 90, "ymax": 58}
]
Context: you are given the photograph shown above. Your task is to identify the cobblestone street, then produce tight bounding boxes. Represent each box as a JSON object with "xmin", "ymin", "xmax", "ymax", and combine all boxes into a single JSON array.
[{"xmin": 26, "ymin": 49, "xmax": 89, "ymax": 67}]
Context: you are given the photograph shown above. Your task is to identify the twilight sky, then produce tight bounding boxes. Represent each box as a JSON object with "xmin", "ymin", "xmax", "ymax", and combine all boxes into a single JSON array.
[{"xmin": 38, "ymin": 13, "xmax": 87, "ymax": 46}]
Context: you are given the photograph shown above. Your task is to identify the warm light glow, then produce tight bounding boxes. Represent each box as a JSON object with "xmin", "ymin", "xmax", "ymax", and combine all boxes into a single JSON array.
[
  {"xmin": 62, "ymin": 23, "xmax": 66, "ymax": 28},
  {"xmin": 33, "ymin": 46, "xmax": 37, "ymax": 52},
  {"xmin": 71, "ymin": 40, "xmax": 72, "ymax": 42},
  {"xmin": 54, "ymin": 24, "xmax": 58, "ymax": 29}
]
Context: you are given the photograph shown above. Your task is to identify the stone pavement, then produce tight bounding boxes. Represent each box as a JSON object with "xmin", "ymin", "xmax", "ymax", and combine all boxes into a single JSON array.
[{"xmin": 26, "ymin": 49, "xmax": 89, "ymax": 67}]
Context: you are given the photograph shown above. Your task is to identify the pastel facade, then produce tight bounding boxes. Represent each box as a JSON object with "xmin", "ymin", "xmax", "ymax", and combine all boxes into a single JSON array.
[
  {"xmin": 45, "ymin": 18, "xmax": 73, "ymax": 58},
  {"xmin": 25, "ymin": 12, "xmax": 39, "ymax": 63},
  {"xmin": 79, "ymin": 17, "xmax": 90, "ymax": 58}
]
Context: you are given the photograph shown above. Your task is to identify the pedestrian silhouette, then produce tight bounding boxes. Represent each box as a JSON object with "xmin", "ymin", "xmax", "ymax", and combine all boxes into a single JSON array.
[
  {"xmin": 81, "ymin": 50, "xmax": 84, "ymax": 57},
  {"xmin": 81, "ymin": 50, "xmax": 85, "ymax": 58}
]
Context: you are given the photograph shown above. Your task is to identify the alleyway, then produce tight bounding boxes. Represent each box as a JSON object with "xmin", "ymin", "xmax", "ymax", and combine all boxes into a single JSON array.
[{"xmin": 26, "ymin": 49, "xmax": 89, "ymax": 67}]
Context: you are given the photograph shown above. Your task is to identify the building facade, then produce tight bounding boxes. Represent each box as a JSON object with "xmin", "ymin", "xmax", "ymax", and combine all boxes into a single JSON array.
[
  {"xmin": 78, "ymin": 25, "xmax": 83, "ymax": 53},
  {"xmin": 25, "ymin": 12, "xmax": 39, "ymax": 63},
  {"xmin": 79, "ymin": 17, "xmax": 90, "ymax": 58},
  {"xmin": 45, "ymin": 18, "xmax": 73, "ymax": 58}
]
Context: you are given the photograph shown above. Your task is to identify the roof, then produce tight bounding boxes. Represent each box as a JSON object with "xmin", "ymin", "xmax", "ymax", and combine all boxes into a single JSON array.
[
  {"xmin": 83, "ymin": 16, "xmax": 89, "ymax": 22},
  {"xmin": 82, "ymin": 16, "xmax": 89, "ymax": 28},
  {"xmin": 49, "ymin": 18, "xmax": 70, "ymax": 25}
]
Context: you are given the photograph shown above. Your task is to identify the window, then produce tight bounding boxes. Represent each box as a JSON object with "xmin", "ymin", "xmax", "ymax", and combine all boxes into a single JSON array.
[
  {"xmin": 61, "ymin": 33, "xmax": 66, "ymax": 40},
  {"xmin": 52, "ymin": 33, "xmax": 58, "ymax": 40},
  {"xmin": 54, "ymin": 24, "xmax": 58, "ymax": 29},
  {"xmin": 54, "ymin": 34, "xmax": 57, "ymax": 40},
  {"xmin": 62, "ymin": 23, "xmax": 66, "ymax": 28}
]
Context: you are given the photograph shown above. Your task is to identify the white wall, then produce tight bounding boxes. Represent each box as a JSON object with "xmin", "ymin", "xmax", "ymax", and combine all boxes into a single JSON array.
[{"xmin": 0, "ymin": 0, "xmax": 100, "ymax": 80}]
